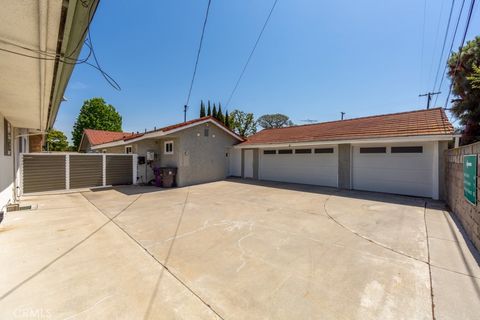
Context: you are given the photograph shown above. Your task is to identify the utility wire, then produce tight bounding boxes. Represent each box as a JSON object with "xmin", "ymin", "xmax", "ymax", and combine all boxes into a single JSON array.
[
  {"xmin": 419, "ymin": 0, "xmax": 427, "ymax": 92},
  {"xmin": 434, "ymin": 0, "xmax": 467, "ymax": 105},
  {"xmin": 432, "ymin": 0, "xmax": 456, "ymax": 92},
  {"xmin": 0, "ymin": 0, "xmax": 120, "ymax": 91},
  {"xmin": 185, "ymin": 0, "xmax": 212, "ymax": 108},
  {"xmin": 443, "ymin": 0, "xmax": 476, "ymax": 108},
  {"xmin": 225, "ymin": 0, "xmax": 279, "ymax": 109}
]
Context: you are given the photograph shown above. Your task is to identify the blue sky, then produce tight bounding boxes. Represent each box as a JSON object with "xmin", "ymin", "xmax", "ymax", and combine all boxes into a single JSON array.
[{"xmin": 55, "ymin": 0, "xmax": 480, "ymax": 141}]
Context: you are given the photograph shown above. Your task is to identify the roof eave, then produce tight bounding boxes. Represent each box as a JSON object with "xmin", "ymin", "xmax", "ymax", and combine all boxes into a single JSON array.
[
  {"xmin": 47, "ymin": 0, "xmax": 100, "ymax": 129},
  {"xmin": 235, "ymin": 134, "xmax": 455, "ymax": 149}
]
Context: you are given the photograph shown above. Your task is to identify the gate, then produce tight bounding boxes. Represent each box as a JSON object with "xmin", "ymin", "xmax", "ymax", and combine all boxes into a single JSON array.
[{"xmin": 21, "ymin": 153, "xmax": 137, "ymax": 194}]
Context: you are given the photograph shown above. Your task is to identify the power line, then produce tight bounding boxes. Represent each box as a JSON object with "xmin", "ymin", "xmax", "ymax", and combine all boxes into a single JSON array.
[
  {"xmin": 443, "ymin": 0, "xmax": 476, "ymax": 108},
  {"xmin": 434, "ymin": 0, "xmax": 467, "ymax": 105},
  {"xmin": 419, "ymin": 0, "xmax": 427, "ymax": 90},
  {"xmin": 432, "ymin": 0, "xmax": 456, "ymax": 92},
  {"xmin": 427, "ymin": 0, "xmax": 446, "ymax": 84},
  {"xmin": 184, "ymin": 0, "xmax": 212, "ymax": 120},
  {"xmin": 225, "ymin": 0, "xmax": 279, "ymax": 109}
]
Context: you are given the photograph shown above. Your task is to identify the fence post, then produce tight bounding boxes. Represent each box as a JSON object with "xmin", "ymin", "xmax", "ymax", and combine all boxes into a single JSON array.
[
  {"xmin": 102, "ymin": 154, "xmax": 107, "ymax": 186},
  {"xmin": 132, "ymin": 154, "xmax": 138, "ymax": 185},
  {"xmin": 65, "ymin": 154, "xmax": 70, "ymax": 190}
]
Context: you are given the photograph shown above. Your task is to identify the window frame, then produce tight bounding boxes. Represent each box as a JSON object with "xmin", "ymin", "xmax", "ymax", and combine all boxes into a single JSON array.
[
  {"xmin": 263, "ymin": 150, "xmax": 276, "ymax": 155},
  {"xmin": 391, "ymin": 146, "xmax": 423, "ymax": 154},
  {"xmin": 314, "ymin": 148, "xmax": 334, "ymax": 154},
  {"xmin": 359, "ymin": 147, "xmax": 386, "ymax": 154},
  {"xmin": 164, "ymin": 140, "xmax": 174, "ymax": 155},
  {"xmin": 278, "ymin": 149, "xmax": 293, "ymax": 154},
  {"xmin": 295, "ymin": 148, "xmax": 312, "ymax": 154},
  {"xmin": 125, "ymin": 145, "xmax": 133, "ymax": 154}
]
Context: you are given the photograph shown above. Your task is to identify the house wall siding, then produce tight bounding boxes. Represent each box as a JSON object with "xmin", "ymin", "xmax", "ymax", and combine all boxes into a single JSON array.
[
  {"xmin": 99, "ymin": 123, "xmax": 239, "ymax": 187},
  {"xmin": 176, "ymin": 124, "xmax": 237, "ymax": 187}
]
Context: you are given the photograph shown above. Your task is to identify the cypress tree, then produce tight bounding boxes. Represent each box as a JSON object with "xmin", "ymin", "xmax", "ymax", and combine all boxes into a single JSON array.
[
  {"xmin": 217, "ymin": 104, "xmax": 225, "ymax": 123},
  {"xmin": 212, "ymin": 103, "xmax": 217, "ymax": 119},
  {"xmin": 225, "ymin": 110, "xmax": 230, "ymax": 128},
  {"xmin": 207, "ymin": 100, "xmax": 211, "ymax": 116},
  {"xmin": 200, "ymin": 100, "xmax": 206, "ymax": 117}
]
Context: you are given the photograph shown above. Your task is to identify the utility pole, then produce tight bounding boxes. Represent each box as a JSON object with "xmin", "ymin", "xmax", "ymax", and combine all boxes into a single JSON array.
[
  {"xmin": 419, "ymin": 92, "xmax": 441, "ymax": 109},
  {"xmin": 183, "ymin": 105, "xmax": 188, "ymax": 122},
  {"xmin": 341, "ymin": 112, "xmax": 345, "ymax": 120}
]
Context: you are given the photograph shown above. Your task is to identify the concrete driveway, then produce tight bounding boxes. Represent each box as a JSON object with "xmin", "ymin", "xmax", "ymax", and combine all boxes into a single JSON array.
[{"xmin": 0, "ymin": 179, "xmax": 479, "ymax": 319}]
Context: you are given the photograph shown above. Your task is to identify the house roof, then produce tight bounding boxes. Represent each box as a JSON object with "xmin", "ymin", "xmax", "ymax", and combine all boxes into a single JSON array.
[
  {"xmin": 240, "ymin": 108, "xmax": 454, "ymax": 146},
  {"xmin": 83, "ymin": 129, "xmax": 136, "ymax": 146},
  {"xmin": 91, "ymin": 116, "xmax": 243, "ymax": 149}
]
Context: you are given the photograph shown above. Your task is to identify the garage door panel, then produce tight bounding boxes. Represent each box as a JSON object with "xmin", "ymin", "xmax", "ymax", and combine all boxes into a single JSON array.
[
  {"xmin": 353, "ymin": 143, "xmax": 433, "ymax": 197},
  {"xmin": 259, "ymin": 150, "xmax": 337, "ymax": 187}
]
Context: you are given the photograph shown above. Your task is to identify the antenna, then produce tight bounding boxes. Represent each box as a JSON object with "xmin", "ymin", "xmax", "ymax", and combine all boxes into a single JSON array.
[
  {"xmin": 183, "ymin": 105, "xmax": 188, "ymax": 122},
  {"xmin": 300, "ymin": 119, "xmax": 318, "ymax": 124}
]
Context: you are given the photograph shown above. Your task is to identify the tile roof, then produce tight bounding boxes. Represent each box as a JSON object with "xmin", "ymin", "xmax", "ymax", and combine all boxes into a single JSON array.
[
  {"xmin": 241, "ymin": 108, "xmax": 454, "ymax": 146},
  {"xmin": 91, "ymin": 116, "xmax": 243, "ymax": 146},
  {"xmin": 83, "ymin": 129, "xmax": 136, "ymax": 146}
]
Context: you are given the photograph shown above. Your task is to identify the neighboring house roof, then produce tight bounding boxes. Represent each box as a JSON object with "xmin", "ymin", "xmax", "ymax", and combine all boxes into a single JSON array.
[
  {"xmin": 91, "ymin": 116, "xmax": 244, "ymax": 149},
  {"xmin": 81, "ymin": 129, "xmax": 136, "ymax": 147},
  {"xmin": 240, "ymin": 108, "xmax": 454, "ymax": 146}
]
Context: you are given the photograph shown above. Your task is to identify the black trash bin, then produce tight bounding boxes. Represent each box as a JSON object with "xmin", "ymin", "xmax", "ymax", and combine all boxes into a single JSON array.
[{"xmin": 159, "ymin": 167, "xmax": 177, "ymax": 188}]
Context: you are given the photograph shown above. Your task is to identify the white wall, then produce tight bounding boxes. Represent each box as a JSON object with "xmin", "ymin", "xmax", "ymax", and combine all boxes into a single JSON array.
[
  {"xmin": 258, "ymin": 146, "xmax": 338, "ymax": 187},
  {"xmin": 229, "ymin": 147, "xmax": 241, "ymax": 177},
  {"xmin": 0, "ymin": 112, "xmax": 14, "ymax": 212},
  {"xmin": 352, "ymin": 142, "xmax": 435, "ymax": 198}
]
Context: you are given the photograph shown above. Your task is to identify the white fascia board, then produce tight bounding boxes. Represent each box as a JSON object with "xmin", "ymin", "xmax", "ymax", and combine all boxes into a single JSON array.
[
  {"xmin": 92, "ymin": 119, "xmax": 243, "ymax": 150},
  {"xmin": 234, "ymin": 134, "xmax": 454, "ymax": 149}
]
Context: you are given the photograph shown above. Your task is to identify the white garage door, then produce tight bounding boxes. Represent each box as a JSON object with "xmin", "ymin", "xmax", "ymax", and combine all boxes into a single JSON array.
[
  {"xmin": 352, "ymin": 143, "xmax": 433, "ymax": 197},
  {"xmin": 259, "ymin": 147, "xmax": 338, "ymax": 187}
]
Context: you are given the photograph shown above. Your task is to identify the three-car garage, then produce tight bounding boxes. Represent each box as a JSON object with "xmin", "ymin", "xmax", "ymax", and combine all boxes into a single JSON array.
[{"xmin": 233, "ymin": 108, "xmax": 454, "ymax": 200}]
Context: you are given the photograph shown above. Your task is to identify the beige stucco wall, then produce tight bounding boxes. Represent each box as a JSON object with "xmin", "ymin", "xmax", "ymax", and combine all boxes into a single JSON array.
[
  {"xmin": 99, "ymin": 123, "xmax": 239, "ymax": 187},
  {"xmin": 175, "ymin": 124, "xmax": 238, "ymax": 186}
]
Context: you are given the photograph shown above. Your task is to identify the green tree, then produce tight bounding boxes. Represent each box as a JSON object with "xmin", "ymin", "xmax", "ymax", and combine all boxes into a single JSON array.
[
  {"xmin": 207, "ymin": 100, "xmax": 212, "ymax": 116},
  {"xmin": 257, "ymin": 113, "xmax": 294, "ymax": 129},
  {"xmin": 225, "ymin": 110, "xmax": 230, "ymax": 128},
  {"xmin": 46, "ymin": 129, "xmax": 69, "ymax": 151},
  {"xmin": 200, "ymin": 100, "xmax": 206, "ymax": 117},
  {"xmin": 230, "ymin": 109, "xmax": 256, "ymax": 137},
  {"xmin": 448, "ymin": 36, "xmax": 480, "ymax": 144},
  {"xmin": 72, "ymin": 98, "xmax": 122, "ymax": 148},
  {"xmin": 217, "ymin": 103, "xmax": 225, "ymax": 123},
  {"xmin": 212, "ymin": 103, "xmax": 218, "ymax": 119},
  {"xmin": 467, "ymin": 64, "xmax": 480, "ymax": 89}
]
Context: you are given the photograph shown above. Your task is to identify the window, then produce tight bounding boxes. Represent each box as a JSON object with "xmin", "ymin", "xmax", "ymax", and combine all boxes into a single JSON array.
[
  {"xmin": 295, "ymin": 149, "xmax": 312, "ymax": 154},
  {"xmin": 204, "ymin": 128, "xmax": 209, "ymax": 137},
  {"xmin": 102, "ymin": 149, "xmax": 107, "ymax": 153},
  {"xmin": 125, "ymin": 146, "xmax": 132, "ymax": 154},
  {"xmin": 4, "ymin": 118, "xmax": 11, "ymax": 156},
  {"xmin": 164, "ymin": 141, "xmax": 174, "ymax": 154},
  {"xmin": 391, "ymin": 146, "xmax": 423, "ymax": 153},
  {"xmin": 360, "ymin": 147, "xmax": 386, "ymax": 154},
  {"xmin": 278, "ymin": 149, "xmax": 293, "ymax": 154},
  {"xmin": 314, "ymin": 148, "xmax": 334, "ymax": 154},
  {"xmin": 263, "ymin": 150, "xmax": 276, "ymax": 154}
]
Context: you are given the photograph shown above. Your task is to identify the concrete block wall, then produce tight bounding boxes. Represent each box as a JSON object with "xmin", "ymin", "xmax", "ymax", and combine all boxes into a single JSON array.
[{"xmin": 445, "ymin": 142, "xmax": 480, "ymax": 251}]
